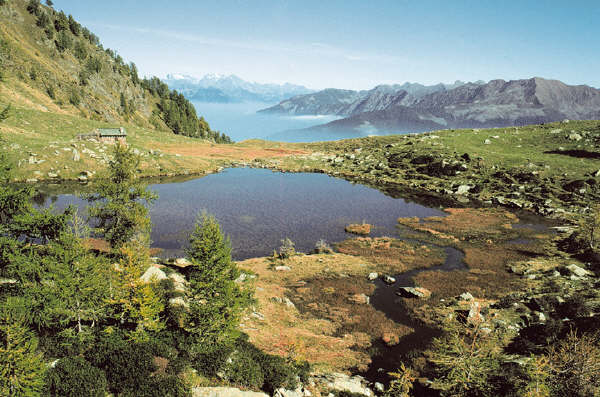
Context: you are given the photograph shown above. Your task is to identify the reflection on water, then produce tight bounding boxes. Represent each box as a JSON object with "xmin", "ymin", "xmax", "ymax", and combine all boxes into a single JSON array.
[{"xmin": 39, "ymin": 168, "xmax": 445, "ymax": 259}]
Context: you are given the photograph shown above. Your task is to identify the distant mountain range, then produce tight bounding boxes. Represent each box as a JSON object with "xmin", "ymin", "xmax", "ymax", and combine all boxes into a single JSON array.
[
  {"xmin": 261, "ymin": 78, "xmax": 600, "ymax": 136},
  {"xmin": 259, "ymin": 81, "xmax": 477, "ymax": 116},
  {"xmin": 164, "ymin": 74, "xmax": 314, "ymax": 103}
]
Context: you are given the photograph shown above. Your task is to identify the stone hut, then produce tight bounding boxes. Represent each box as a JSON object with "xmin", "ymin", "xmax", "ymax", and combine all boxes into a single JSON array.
[
  {"xmin": 97, "ymin": 127, "xmax": 127, "ymax": 144},
  {"xmin": 78, "ymin": 127, "xmax": 127, "ymax": 143}
]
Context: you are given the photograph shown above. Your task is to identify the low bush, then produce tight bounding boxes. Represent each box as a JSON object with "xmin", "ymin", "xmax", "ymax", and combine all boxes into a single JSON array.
[
  {"xmin": 192, "ymin": 334, "xmax": 309, "ymax": 393},
  {"xmin": 85, "ymin": 333, "xmax": 157, "ymax": 394},
  {"xmin": 45, "ymin": 356, "xmax": 107, "ymax": 397},
  {"xmin": 278, "ymin": 238, "xmax": 296, "ymax": 259},
  {"xmin": 122, "ymin": 374, "xmax": 191, "ymax": 397},
  {"xmin": 222, "ymin": 351, "xmax": 265, "ymax": 389}
]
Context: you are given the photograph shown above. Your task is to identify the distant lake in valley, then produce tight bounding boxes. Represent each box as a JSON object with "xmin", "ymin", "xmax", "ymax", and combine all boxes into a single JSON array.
[
  {"xmin": 192, "ymin": 101, "xmax": 347, "ymax": 142},
  {"xmin": 37, "ymin": 168, "xmax": 445, "ymax": 259}
]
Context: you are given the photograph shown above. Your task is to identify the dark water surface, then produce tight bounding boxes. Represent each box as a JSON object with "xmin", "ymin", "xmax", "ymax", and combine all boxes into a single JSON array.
[{"xmin": 39, "ymin": 168, "xmax": 446, "ymax": 259}]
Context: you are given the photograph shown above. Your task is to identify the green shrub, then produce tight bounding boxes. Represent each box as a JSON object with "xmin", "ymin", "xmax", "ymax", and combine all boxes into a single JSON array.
[
  {"xmin": 546, "ymin": 330, "xmax": 600, "ymax": 397},
  {"xmin": 55, "ymin": 30, "xmax": 73, "ymax": 52},
  {"xmin": 46, "ymin": 84, "xmax": 56, "ymax": 99},
  {"xmin": 85, "ymin": 334, "xmax": 158, "ymax": 394},
  {"xmin": 74, "ymin": 40, "xmax": 87, "ymax": 60},
  {"xmin": 69, "ymin": 89, "xmax": 80, "ymax": 106},
  {"xmin": 122, "ymin": 374, "xmax": 190, "ymax": 397},
  {"xmin": 45, "ymin": 356, "xmax": 107, "ymax": 397},
  {"xmin": 259, "ymin": 354, "xmax": 299, "ymax": 393},
  {"xmin": 278, "ymin": 238, "xmax": 296, "ymax": 259},
  {"xmin": 192, "ymin": 343, "xmax": 235, "ymax": 377},
  {"xmin": 222, "ymin": 351, "xmax": 265, "ymax": 389}
]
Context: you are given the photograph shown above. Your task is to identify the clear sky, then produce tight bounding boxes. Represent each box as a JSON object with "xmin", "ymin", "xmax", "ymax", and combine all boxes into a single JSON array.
[{"xmin": 52, "ymin": 0, "xmax": 600, "ymax": 90}]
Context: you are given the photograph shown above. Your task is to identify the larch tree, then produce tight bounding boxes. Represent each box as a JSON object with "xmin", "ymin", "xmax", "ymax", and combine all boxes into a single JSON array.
[
  {"xmin": 86, "ymin": 143, "xmax": 156, "ymax": 249},
  {"xmin": 183, "ymin": 213, "xmax": 253, "ymax": 349}
]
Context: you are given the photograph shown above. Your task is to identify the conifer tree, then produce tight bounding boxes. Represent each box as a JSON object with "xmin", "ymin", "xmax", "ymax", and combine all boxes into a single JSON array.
[
  {"xmin": 0, "ymin": 104, "xmax": 10, "ymax": 122},
  {"xmin": 183, "ymin": 213, "xmax": 253, "ymax": 347},
  {"xmin": 0, "ymin": 311, "xmax": 46, "ymax": 396},
  {"xmin": 86, "ymin": 143, "xmax": 157, "ymax": 249},
  {"xmin": 112, "ymin": 240, "xmax": 164, "ymax": 342}
]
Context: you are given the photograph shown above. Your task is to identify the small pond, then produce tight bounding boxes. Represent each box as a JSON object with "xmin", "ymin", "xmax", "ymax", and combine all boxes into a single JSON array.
[{"xmin": 37, "ymin": 168, "xmax": 446, "ymax": 259}]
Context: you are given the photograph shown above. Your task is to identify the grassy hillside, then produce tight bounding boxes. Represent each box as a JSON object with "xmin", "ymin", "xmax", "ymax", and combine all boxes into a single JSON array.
[{"xmin": 0, "ymin": 0, "xmax": 228, "ymax": 142}]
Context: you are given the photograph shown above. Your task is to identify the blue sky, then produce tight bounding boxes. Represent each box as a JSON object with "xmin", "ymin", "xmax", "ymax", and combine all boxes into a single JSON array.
[{"xmin": 52, "ymin": 0, "xmax": 600, "ymax": 90}]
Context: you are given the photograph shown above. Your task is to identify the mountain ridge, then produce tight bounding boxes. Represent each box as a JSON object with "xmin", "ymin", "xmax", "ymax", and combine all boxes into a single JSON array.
[
  {"xmin": 271, "ymin": 77, "xmax": 600, "ymax": 136},
  {"xmin": 164, "ymin": 73, "xmax": 314, "ymax": 103},
  {"xmin": 258, "ymin": 81, "xmax": 482, "ymax": 117}
]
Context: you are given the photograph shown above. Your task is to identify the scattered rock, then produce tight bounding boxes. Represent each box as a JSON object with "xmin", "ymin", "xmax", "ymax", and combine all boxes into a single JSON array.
[
  {"xmin": 316, "ymin": 373, "xmax": 374, "ymax": 397},
  {"xmin": 169, "ymin": 273, "xmax": 187, "ymax": 292},
  {"xmin": 140, "ymin": 266, "xmax": 168, "ymax": 283},
  {"xmin": 173, "ymin": 258, "xmax": 192, "ymax": 268},
  {"xmin": 169, "ymin": 297, "xmax": 189, "ymax": 308},
  {"xmin": 459, "ymin": 292, "xmax": 475, "ymax": 301},
  {"xmin": 25, "ymin": 178, "xmax": 38, "ymax": 183},
  {"xmin": 348, "ymin": 293, "xmax": 370, "ymax": 305},
  {"xmin": 382, "ymin": 275, "xmax": 396, "ymax": 285},
  {"xmin": 192, "ymin": 387, "xmax": 268, "ymax": 397},
  {"xmin": 274, "ymin": 387, "xmax": 305, "ymax": 397},
  {"xmin": 396, "ymin": 287, "xmax": 432, "ymax": 299},
  {"xmin": 251, "ymin": 312, "xmax": 265, "ymax": 320},
  {"xmin": 73, "ymin": 149, "xmax": 80, "ymax": 162},
  {"xmin": 568, "ymin": 132, "xmax": 582, "ymax": 141},
  {"xmin": 484, "ymin": 139, "xmax": 491, "ymax": 145},
  {"xmin": 283, "ymin": 297, "xmax": 296, "ymax": 309},
  {"xmin": 275, "ymin": 265, "xmax": 292, "ymax": 271},
  {"xmin": 566, "ymin": 264, "xmax": 591, "ymax": 278},
  {"xmin": 455, "ymin": 185, "xmax": 471, "ymax": 195},
  {"xmin": 367, "ymin": 272, "xmax": 378, "ymax": 281}
]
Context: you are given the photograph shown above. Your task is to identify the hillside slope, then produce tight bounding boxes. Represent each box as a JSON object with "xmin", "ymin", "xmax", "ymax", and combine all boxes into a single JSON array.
[{"xmin": 0, "ymin": 0, "xmax": 229, "ymax": 142}]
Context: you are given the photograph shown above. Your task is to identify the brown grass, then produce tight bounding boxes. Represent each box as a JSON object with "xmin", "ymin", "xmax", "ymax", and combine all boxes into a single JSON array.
[
  {"xmin": 336, "ymin": 237, "xmax": 446, "ymax": 273},
  {"xmin": 156, "ymin": 142, "xmax": 309, "ymax": 160},
  {"xmin": 237, "ymin": 252, "xmax": 414, "ymax": 372}
]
